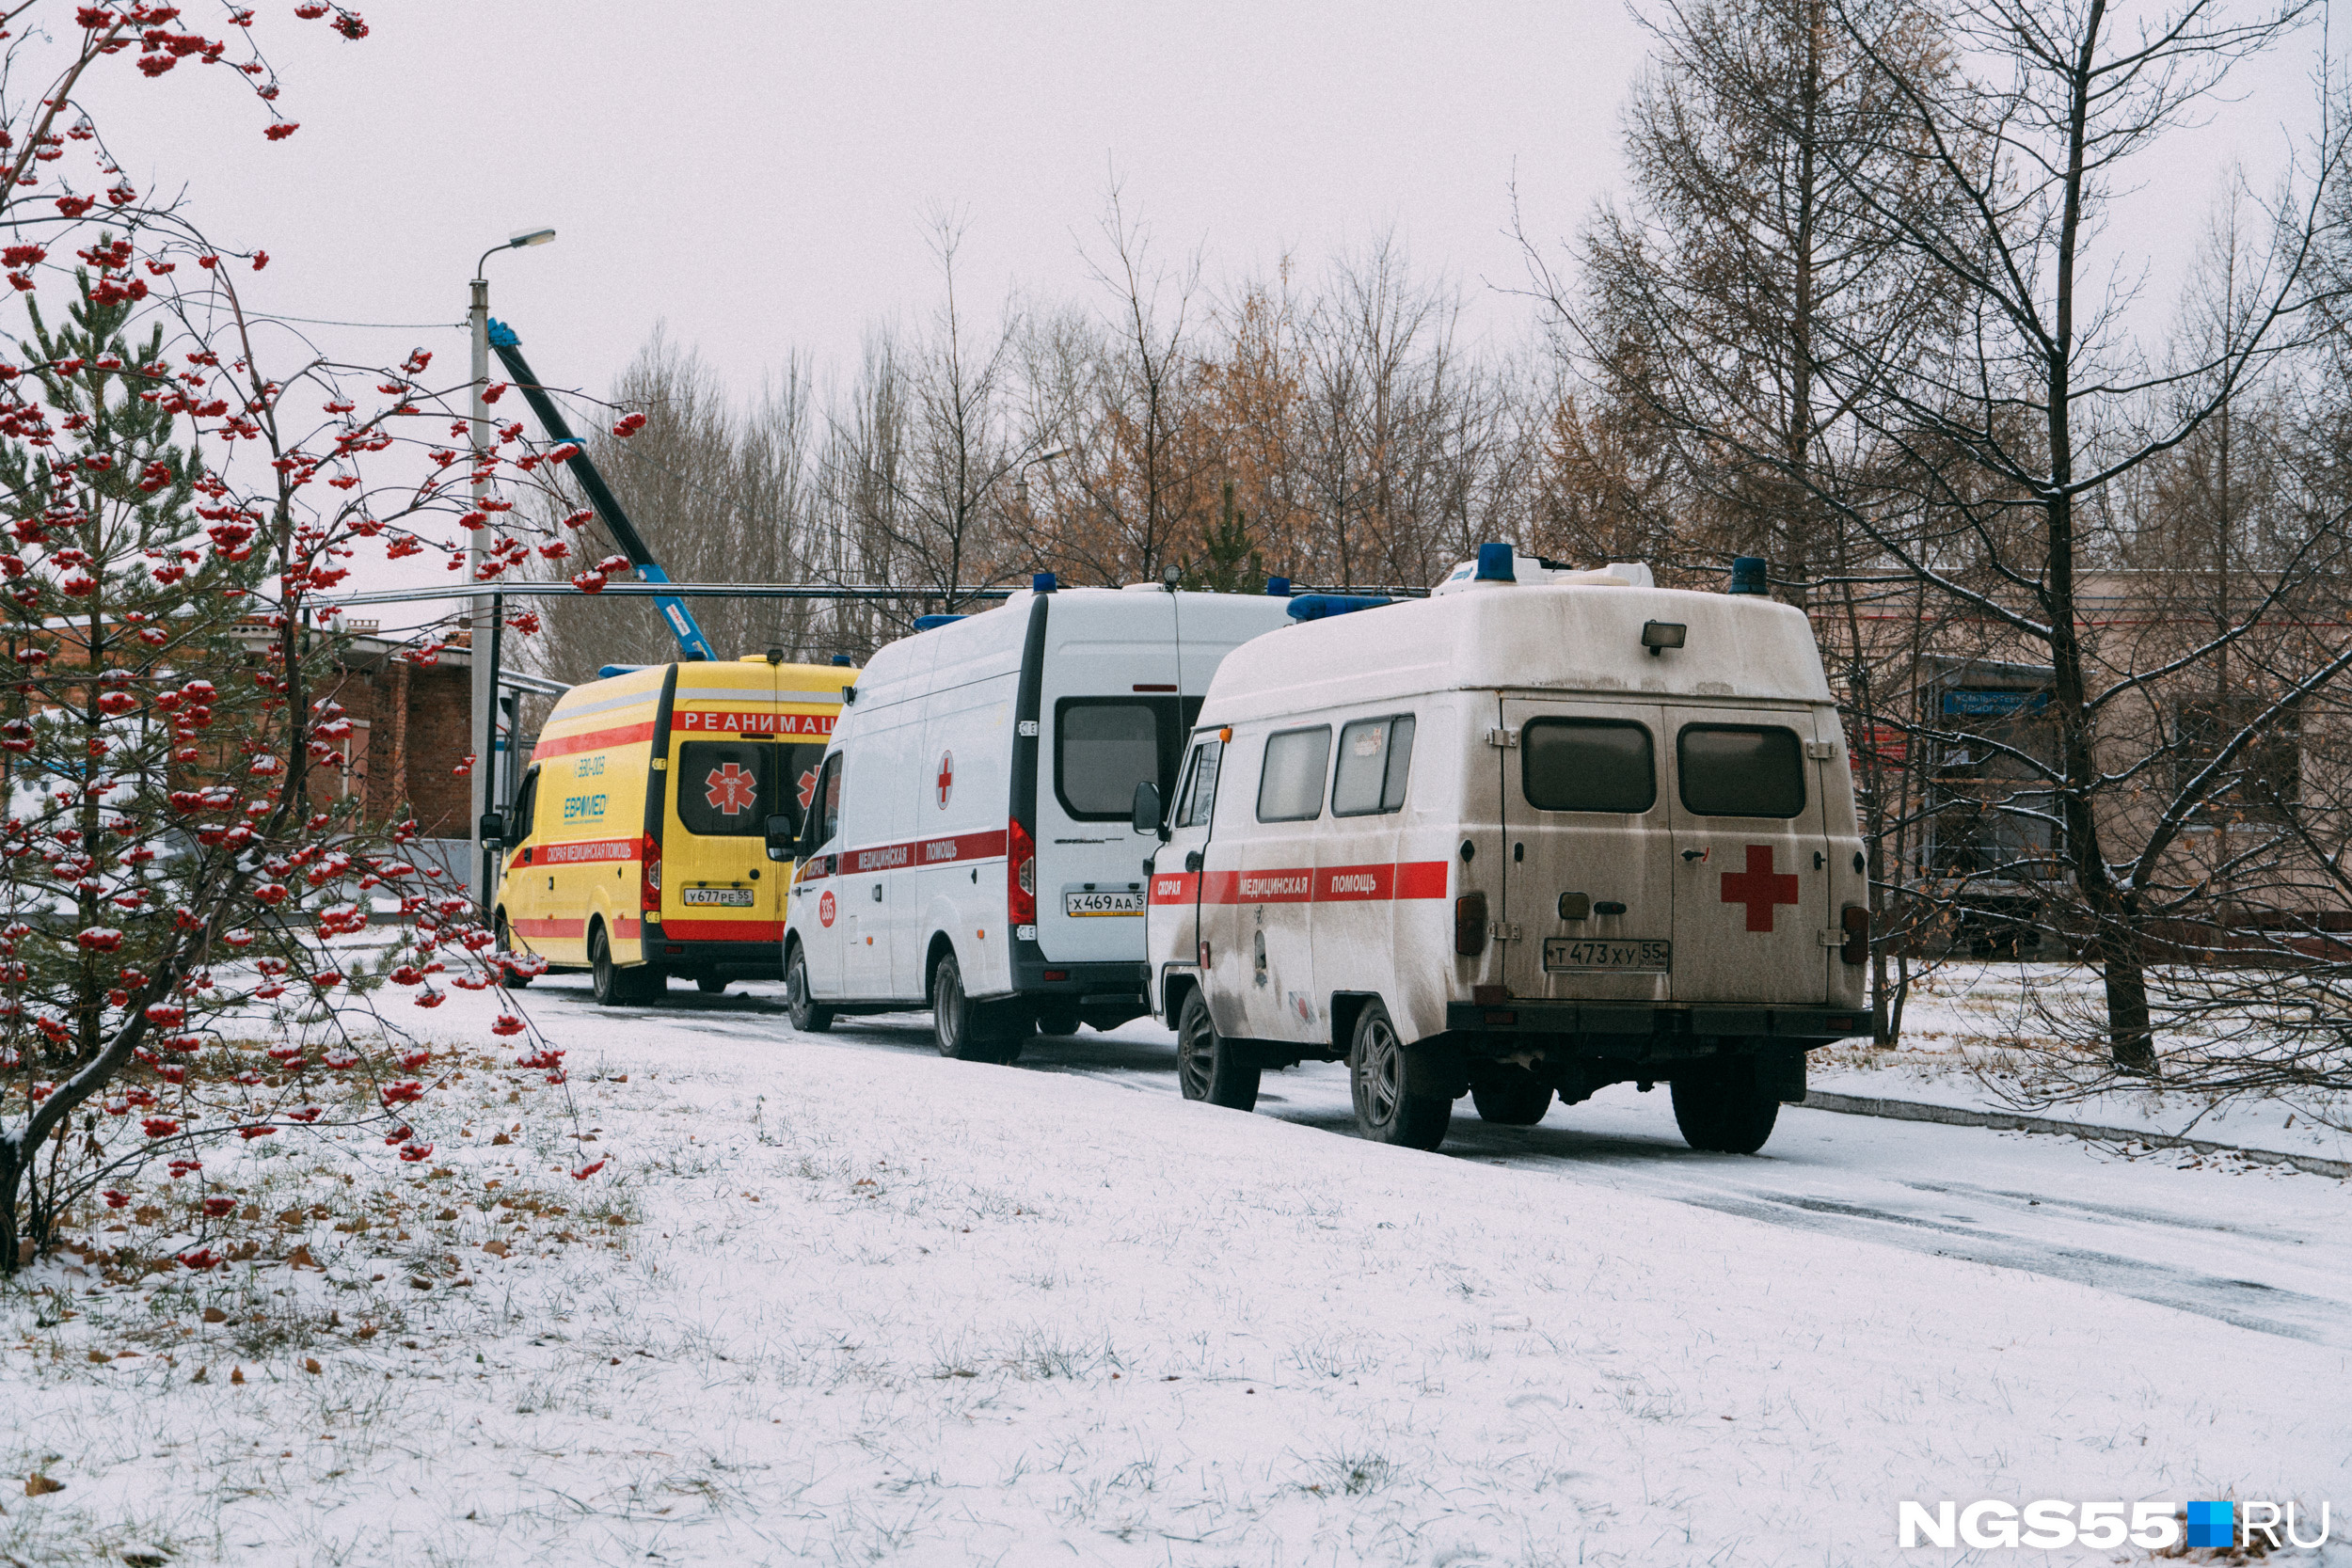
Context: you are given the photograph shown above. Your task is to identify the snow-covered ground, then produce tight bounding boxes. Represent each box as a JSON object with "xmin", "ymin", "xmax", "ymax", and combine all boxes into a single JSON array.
[
  {"xmin": 1806, "ymin": 963, "xmax": 2352, "ymax": 1166},
  {"xmin": 3, "ymin": 972, "xmax": 2347, "ymax": 1567}
]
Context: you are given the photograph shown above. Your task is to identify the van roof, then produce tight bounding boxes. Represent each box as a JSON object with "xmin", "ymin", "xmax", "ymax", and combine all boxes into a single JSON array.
[
  {"xmin": 541, "ymin": 659, "xmax": 857, "ymax": 731},
  {"xmin": 1201, "ymin": 584, "xmax": 1834, "ymax": 722}
]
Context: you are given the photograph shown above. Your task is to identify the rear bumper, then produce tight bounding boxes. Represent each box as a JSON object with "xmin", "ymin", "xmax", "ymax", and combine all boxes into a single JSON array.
[
  {"xmin": 1007, "ymin": 948, "xmax": 1149, "ymax": 1007},
  {"xmin": 1444, "ymin": 1000, "xmax": 1867, "ymax": 1051},
  {"xmin": 644, "ymin": 937, "xmax": 784, "ymax": 977}
]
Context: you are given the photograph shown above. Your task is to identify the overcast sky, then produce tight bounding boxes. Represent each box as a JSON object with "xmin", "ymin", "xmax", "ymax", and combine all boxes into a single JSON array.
[{"xmin": 71, "ymin": 0, "xmax": 2340, "ymax": 626}]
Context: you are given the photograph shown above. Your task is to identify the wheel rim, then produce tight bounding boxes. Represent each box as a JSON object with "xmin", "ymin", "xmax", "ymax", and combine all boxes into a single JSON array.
[
  {"xmin": 1178, "ymin": 1010, "xmax": 1215, "ymax": 1099},
  {"xmin": 787, "ymin": 954, "xmax": 806, "ymax": 1014},
  {"xmin": 1360, "ymin": 1018, "xmax": 1403, "ymax": 1124}
]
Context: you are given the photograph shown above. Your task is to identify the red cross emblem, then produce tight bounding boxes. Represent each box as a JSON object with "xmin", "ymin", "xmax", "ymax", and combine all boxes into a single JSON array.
[
  {"xmin": 704, "ymin": 762, "xmax": 757, "ymax": 816},
  {"xmin": 797, "ymin": 767, "xmax": 819, "ymax": 812},
  {"xmin": 1720, "ymin": 844, "xmax": 1800, "ymax": 932},
  {"xmin": 936, "ymin": 750, "xmax": 954, "ymax": 810}
]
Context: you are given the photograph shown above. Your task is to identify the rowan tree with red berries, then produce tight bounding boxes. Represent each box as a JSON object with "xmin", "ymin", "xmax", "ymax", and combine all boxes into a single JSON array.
[{"xmin": 0, "ymin": 2, "xmax": 600, "ymax": 1275}]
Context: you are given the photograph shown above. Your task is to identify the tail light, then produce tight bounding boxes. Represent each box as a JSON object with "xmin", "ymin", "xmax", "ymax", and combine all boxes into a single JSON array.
[
  {"xmin": 1008, "ymin": 817, "xmax": 1036, "ymax": 931},
  {"xmin": 1839, "ymin": 903, "xmax": 1868, "ymax": 965},
  {"xmin": 641, "ymin": 832, "xmax": 662, "ymax": 913},
  {"xmin": 1454, "ymin": 891, "xmax": 1487, "ymax": 957}
]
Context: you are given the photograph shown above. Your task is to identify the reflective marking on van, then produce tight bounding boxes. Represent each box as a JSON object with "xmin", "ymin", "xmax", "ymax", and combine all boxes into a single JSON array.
[
  {"xmin": 792, "ymin": 829, "xmax": 1009, "ymax": 882},
  {"xmin": 674, "ymin": 709, "xmax": 836, "ymax": 736},
  {"xmin": 532, "ymin": 720, "xmax": 656, "ymax": 763},
  {"xmin": 1148, "ymin": 861, "xmax": 1450, "ymax": 905}
]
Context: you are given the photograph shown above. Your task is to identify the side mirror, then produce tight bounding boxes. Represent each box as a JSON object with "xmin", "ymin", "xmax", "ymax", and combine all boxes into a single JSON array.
[
  {"xmin": 1131, "ymin": 781, "xmax": 1167, "ymax": 841},
  {"xmin": 764, "ymin": 814, "xmax": 798, "ymax": 861},
  {"xmin": 478, "ymin": 811, "xmax": 507, "ymax": 845}
]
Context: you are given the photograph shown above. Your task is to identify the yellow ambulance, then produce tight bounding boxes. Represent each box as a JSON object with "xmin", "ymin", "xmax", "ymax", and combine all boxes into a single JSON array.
[{"xmin": 489, "ymin": 655, "xmax": 857, "ymax": 1005}]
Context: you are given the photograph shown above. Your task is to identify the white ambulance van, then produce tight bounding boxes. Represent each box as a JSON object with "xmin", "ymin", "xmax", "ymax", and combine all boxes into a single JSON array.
[
  {"xmin": 1136, "ymin": 546, "xmax": 1870, "ymax": 1154},
  {"xmin": 782, "ymin": 575, "xmax": 1299, "ymax": 1060}
]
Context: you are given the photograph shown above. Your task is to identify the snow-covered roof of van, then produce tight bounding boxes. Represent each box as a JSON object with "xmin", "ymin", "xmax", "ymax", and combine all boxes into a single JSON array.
[{"xmin": 1201, "ymin": 583, "xmax": 1834, "ymax": 721}]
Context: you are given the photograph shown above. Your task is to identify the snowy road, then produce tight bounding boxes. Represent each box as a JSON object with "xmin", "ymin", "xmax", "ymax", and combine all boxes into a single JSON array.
[{"xmin": 532, "ymin": 976, "xmax": 2352, "ymax": 1352}]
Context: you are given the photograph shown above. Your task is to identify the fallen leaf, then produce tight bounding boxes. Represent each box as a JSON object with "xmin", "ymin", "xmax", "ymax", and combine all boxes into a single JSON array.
[
  {"xmin": 230, "ymin": 1367, "xmax": 245, "ymax": 1386},
  {"xmin": 285, "ymin": 1244, "xmax": 322, "ymax": 1271},
  {"xmin": 353, "ymin": 1325, "xmax": 378, "ymax": 1341},
  {"xmin": 303, "ymin": 1358, "xmax": 321, "ymax": 1375},
  {"xmin": 24, "ymin": 1473, "xmax": 62, "ymax": 1497},
  {"xmin": 85, "ymin": 1349, "xmax": 108, "ymax": 1364},
  {"xmin": 490, "ymin": 1132, "xmax": 512, "ymax": 1146},
  {"xmin": 201, "ymin": 1307, "xmax": 228, "ymax": 1323},
  {"xmin": 482, "ymin": 1240, "xmax": 509, "ymax": 1258}
]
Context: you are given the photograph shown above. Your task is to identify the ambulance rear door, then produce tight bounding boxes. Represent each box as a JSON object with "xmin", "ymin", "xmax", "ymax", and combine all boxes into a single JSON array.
[
  {"xmin": 1663, "ymin": 708, "xmax": 1833, "ymax": 1006},
  {"xmin": 1498, "ymin": 697, "xmax": 1676, "ymax": 1005},
  {"xmin": 664, "ymin": 667, "xmax": 788, "ymax": 948}
]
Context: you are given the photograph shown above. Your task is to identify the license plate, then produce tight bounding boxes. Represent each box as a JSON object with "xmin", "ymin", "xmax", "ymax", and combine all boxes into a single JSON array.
[
  {"xmin": 1544, "ymin": 938, "xmax": 1671, "ymax": 974},
  {"xmin": 681, "ymin": 887, "xmax": 755, "ymax": 908},
  {"xmin": 1064, "ymin": 889, "xmax": 1145, "ymax": 917}
]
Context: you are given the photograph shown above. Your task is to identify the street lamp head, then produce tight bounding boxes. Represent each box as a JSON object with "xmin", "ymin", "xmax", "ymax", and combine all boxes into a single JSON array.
[
  {"xmin": 509, "ymin": 227, "xmax": 557, "ymax": 248},
  {"xmin": 1038, "ymin": 449, "xmax": 1067, "ymax": 464}
]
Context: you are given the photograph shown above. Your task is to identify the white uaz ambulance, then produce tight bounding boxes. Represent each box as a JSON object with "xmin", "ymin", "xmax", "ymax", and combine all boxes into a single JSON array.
[
  {"xmin": 1136, "ymin": 547, "xmax": 1870, "ymax": 1154},
  {"xmin": 781, "ymin": 576, "xmax": 1300, "ymax": 1060}
]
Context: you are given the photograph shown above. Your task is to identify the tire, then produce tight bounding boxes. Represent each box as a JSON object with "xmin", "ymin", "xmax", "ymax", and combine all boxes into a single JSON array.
[
  {"xmin": 1176, "ymin": 989, "xmax": 1260, "ymax": 1111},
  {"xmin": 932, "ymin": 953, "xmax": 1019, "ymax": 1064},
  {"xmin": 785, "ymin": 942, "xmax": 834, "ymax": 1034},
  {"xmin": 697, "ymin": 976, "xmax": 728, "ymax": 995},
  {"xmin": 589, "ymin": 923, "xmax": 660, "ymax": 1007},
  {"xmin": 492, "ymin": 912, "xmax": 534, "ymax": 989},
  {"xmin": 1348, "ymin": 1001, "xmax": 1451, "ymax": 1150},
  {"xmin": 1470, "ymin": 1067, "xmax": 1550, "ymax": 1126},
  {"xmin": 1671, "ymin": 1056, "xmax": 1780, "ymax": 1154},
  {"xmin": 1035, "ymin": 1000, "xmax": 1084, "ymax": 1037}
]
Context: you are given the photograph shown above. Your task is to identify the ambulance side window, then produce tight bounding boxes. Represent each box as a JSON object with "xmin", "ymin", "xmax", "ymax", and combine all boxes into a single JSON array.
[
  {"xmin": 1677, "ymin": 724, "xmax": 1806, "ymax": 817},
  {"xmin": 1175, "ymin": 739, "xmax": 1223, "ymax": 829},
  {"xmin": 1256, "ymin": 726, "xmax": 1331, "ymax": 823},
  {"xmin": 511, "ymin": 766, "xmax": 540, "ymax": 842},
  {"xmin": 1523, "ymin": 720, "xmax": 1656, "ymax": 813},
  {"xmin": 1331, "ymin": 716, "xmax": 1415, "ymax": 816}
]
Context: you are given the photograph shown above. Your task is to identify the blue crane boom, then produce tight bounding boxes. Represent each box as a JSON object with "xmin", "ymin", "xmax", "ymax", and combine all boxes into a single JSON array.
[{"xmin": 483, "ymin": 317, "xmax": 719, "ymax": 662}]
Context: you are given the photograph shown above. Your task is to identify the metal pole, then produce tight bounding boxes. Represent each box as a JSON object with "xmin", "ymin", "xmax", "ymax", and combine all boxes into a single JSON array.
[
  {"xmin": 482, "ymin": 589, "xmax": 504, "ymax": 907},
  {"xmin": 468, "ymin": 274, "xmax": 491, "ymax": 908}
]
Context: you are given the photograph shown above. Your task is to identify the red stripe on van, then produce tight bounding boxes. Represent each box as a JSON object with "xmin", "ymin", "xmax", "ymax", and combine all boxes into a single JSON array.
[
  {"xmin": 531, "ymin": 721, "xmax": 656, "ymax": 762},
  {"xmin": 1184, "ymin": 861, "xmax": 1450, "ymax": 906},
  {"xmin": 534, "ymin": 838, "xmax": 638, "ymax": 865},
  {"xmin": 803, "ymin": 830, "xmax": 1009, "ymax": 880}
]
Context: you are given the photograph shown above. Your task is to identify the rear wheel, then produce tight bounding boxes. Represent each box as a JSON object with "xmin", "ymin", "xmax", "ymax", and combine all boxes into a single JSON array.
[
  {"xmin": 1348, "ymin": 1001, "xmax": 1451, "ymax": 1150},
  {"xmin": 492, "ymin": 911, "xmax": 534, "ymax": 989},
  {"xmin": 1035, "ymin": 1000, "xmax": 1083, "ymax": 1037},
  {"xmin": 696, "ymin": 976, "xmax": 728, "ymax": 995},
  {"xmin": 932, "ymin": 953, "xmax": 1020, "ymax": 1064},
  {"xmin": 1470, "ymin": 1067, "xmax": 1550, "ymax": 1126},
  {"xmin": 589, "ymin": 924, "xmax": 659, "ymax": 1006},
  {"xmin": 784, "ymin": 942, "xmax": 834, "ymax": 1034},
  {"xmin": 1176, "ymin": 989, "xmax": 1259, "ymax": 1110},
  {"xmin": 1671, "ymin": 1057, "xmax": 1780, "ymax": 1154}
]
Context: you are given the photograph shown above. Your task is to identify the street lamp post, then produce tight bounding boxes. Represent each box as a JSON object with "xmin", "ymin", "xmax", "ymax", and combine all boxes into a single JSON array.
[
  {"xmin": 469, "ymin": 227, "xmax": 555, "ymax": 909},
  {"xmin": 1011, "ymin": 447, "xmax": 1067, "ymax": 513}
]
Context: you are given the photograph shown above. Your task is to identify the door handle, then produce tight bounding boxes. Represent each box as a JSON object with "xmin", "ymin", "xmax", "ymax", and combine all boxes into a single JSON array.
[
  {"xmin": 1184, "ymin": 850, "xmax": 1202, "ymax": 873},
  {"xmin": 1681, "ymin": 848, "xmax": 1707, "ymax": 863},
  {"xmin": 870, "ymin": 883, "xmax": 883, "ymax": 902}
]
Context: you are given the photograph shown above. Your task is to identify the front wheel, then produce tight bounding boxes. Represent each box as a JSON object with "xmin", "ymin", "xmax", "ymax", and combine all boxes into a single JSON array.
[
  {"xmin": 1348, "ymin": 1001, "xmax": 1451, "ymax": 1150},
  {"xmin": 785, "ymin": 943, "xmax": 834, "ymax": 1034},
  {"xmin": 1671, "ymin": 1057, "xmax": 1780, "ymax": 1154},
  {"xmin": 932, "ymin": 953, "xmax": 1019, "ymax": 1064},
  {"xmin": 1176, "ymin": 989, "xmax": 1259, "ymax": 1110}
]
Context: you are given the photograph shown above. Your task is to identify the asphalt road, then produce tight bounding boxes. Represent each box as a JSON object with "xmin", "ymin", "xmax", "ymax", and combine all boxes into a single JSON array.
[{"xmin": 527, "ymin": 974, "xmax": 2352, "ymax": 1350}]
